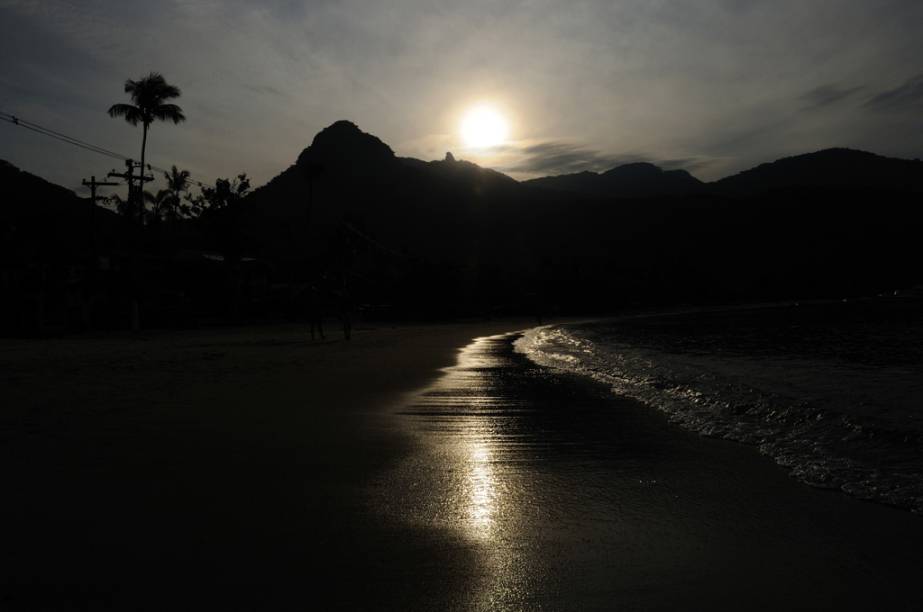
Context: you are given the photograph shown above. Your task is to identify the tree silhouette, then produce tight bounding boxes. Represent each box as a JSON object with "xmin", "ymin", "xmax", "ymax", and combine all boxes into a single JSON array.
[
  {"xmin": 198, "ymin": 174, "xmax": 251, "ymax": 213},
  {"xmin": 191, "ymin": 174, "xmax": 252, "ymax": 318},
  {"xmin": 107, "ymin": 192, "xmax": 136, "ymax": 219},
  {"xmin": 108, "ymin": 72, "xmax": 186, "ymax": 222},
  {"xmin": 188, "ymin": 174, "xmax": 251, "ymax": 254},
  {"xmin": 142, "ymin": 189, "xmax": 171, "ymax": 224},
  {"xmin": 161, "ymin": 165, "xmax": 191, "ymax": 221}
]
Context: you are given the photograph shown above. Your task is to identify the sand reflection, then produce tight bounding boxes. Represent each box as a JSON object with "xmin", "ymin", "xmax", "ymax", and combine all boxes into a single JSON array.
[
  {"xmin": 454, "ymin": 337, "xmax": 507, "ymax": 540},
  {"xmin": 466, "ymin": 439, "xmax": 497, "ymax": 537},
  {"xmin": 393, "ymin": 332, "xmax": 535, "ymax": 607},
  {"xmin": 398, "ymin": 334, "xmax": 518, "ymax": 542}
]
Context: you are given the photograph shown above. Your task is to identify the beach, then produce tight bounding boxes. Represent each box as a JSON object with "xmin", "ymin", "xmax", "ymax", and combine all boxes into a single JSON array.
[
  {"xmin": 1, "ymin": 320, "xmax": 539, "ymax": 610},
  {"xmin": 3, "ymin": 320, "xmax": 923, "ymax": 610},
  {"xmin": 518, "ymin": 298, "xmax": 923, "ymax": 512}
]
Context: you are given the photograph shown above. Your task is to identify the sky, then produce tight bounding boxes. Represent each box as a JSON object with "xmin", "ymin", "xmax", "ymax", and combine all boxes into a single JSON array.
[{"xmin": 1, "ymin": 0, "xmax": 922, "ymax": 196}]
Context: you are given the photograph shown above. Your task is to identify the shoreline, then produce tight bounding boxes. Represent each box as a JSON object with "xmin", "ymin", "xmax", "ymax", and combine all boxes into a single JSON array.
[
  {"xmin": 517, "ymin": 301, "xmax": 923, "ymax": 515},
  {"xmin": 386, "ymin": 331, "xmax": 923, "ymax": 610},
  {"xmin": 4, "ymin": 319, "xmax": 923, "ymax": 610}
]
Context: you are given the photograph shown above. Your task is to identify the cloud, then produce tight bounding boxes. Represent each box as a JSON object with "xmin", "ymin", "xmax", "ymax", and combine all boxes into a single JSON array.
[
  {"xmin": 800, "ymin": 83, "xmax": 864, "ymax": 110},
  {"xmin": 495, "ymin": 141, "xmax": 715, "ymax": 178},
  {"xmin": 865, "ymin": 73, "xmax": 923, "ymax": 112},
  {"xmin": 243, "ymin": 84, "xmax": 290, "ymax": 99},
  {"xmin": 3, "ymin": 0, "xmax": 923, "ymax": 186},
  {"xmin": 503, "ymin": 141, "xmax": 644, "ymax": 176},
  {"xmin": 657, "ymin": 157, "xmax": 716, "ymax": 174}
]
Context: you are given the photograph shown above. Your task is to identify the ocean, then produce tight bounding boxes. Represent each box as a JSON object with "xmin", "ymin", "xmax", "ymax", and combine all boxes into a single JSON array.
[{"xmin": 516, "ymin": 297, "xmax": 923, "ymax": 513}]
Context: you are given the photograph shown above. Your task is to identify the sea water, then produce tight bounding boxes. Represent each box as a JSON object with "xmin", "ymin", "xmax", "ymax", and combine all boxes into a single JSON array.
[{"xmin": 515, "ymin": 300, "xmax": 923, "ymax": 513}]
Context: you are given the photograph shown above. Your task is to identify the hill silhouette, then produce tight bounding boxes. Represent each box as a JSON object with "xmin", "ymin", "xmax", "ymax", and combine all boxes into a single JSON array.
[
  {"xmin": 712, "ymin": 148, "xmax": 923, "ymax": 196},
  {"xmin": 523, "ymin": 148, "xmax": 923, "ymax": 199},
  {"xmin": 524, "ymin": 162, "xmax": 705, "ymax": 198},
  {"xmin": 1, "ymin": 160, "xmax": 127, "ymax": 260},
  {"xmin": 3, "ymin": 122, "xmax": 923, "ymax": 333},
  {"xmin": 236, "ymin": 124, "xmax": 922, "ymax": 315},
  {"xmin": 244, "ymin": 121, "xmax": 524, "ymax": 265}
]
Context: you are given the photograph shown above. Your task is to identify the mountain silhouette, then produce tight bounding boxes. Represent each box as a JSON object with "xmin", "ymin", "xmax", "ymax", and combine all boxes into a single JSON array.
[
  {"xmin": 4, "ymin": 121, "xmax": 923, "ymax": 333},
  {"xmin": 712, "ymin": 148, "xmax": 923, "ymax": 195},
  {"xmin": 2, "ymin": 159, "xmax": 85, "ymax": 206},
  {"xmin": 244, "ymin": 122, "xmax": 525, "ymax": 269},
  {"xmin": 296, "ymin": 120, "xmax": 396, "ymax": 170},
  {"xmin": 524, "ymin": 162, "xmax": 705, "ymax": 198},
  {"xmin": 1, "ymin": 160, "xmax": 125, "ymax": 260},
  {"xmin": 237, "ymin": 124, "xmax": 922, "ymax": 313},
  {"xmin": 524, "ymin": 148, "xmax": 923, "ymax": 199}
]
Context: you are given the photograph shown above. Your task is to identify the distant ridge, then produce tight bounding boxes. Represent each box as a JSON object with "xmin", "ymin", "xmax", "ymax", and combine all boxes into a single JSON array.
[
  {"xmin": 522, "ymin": 148, "xmax": 923, "ymax": 199},
  {"xmin": 4, "ymin": 122, "xmax": 923, "ymax": 324},
  {"xmin": 523, "ymin": 162, "xmax": 705, "ymax": 198},
  {"xmin": 254, "ymin": 122, "xmax": 923, "ymax": 204},
  {"xmin": 1, "ymin": 159, "xmax": 125, "ymax": 256},
  {"xmin": 1, "ymin": 158, "xmax": 82, "ymax": 204},
  {"xmin": 7, "ymin": 124, "xmax": 922, "ymax": 216},
  {"xmin": 711, "ymin": 148, "xmax": 923, "ymax": 196}
]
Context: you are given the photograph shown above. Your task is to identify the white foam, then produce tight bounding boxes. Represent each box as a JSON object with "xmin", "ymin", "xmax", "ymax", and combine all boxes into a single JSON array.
[{"xmin": 516, "ymin": 323, "xmax": 923, "ymax": 514}]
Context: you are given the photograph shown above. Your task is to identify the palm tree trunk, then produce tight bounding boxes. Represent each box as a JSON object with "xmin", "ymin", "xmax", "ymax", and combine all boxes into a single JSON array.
[
  {"xmin": 129, "ymin": 121, "xmax": 149, "ymax": 332},
  {"xmin": 139, "ymin": 122, "xmax": 149, "ymax": 226}
]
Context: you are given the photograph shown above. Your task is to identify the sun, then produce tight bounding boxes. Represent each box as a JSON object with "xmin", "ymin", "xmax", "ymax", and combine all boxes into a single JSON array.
[{"xmin": 460, "ymin": 105, "xmax": 509, "ymax": 149}]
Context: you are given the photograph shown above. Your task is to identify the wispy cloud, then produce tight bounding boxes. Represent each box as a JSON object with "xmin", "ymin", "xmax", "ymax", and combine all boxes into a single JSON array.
[
  {"xmin": 503, "ymin": 141, "xmax": 643, "ymax": 175},
  {"xmin": 800, "ymin": 83, "xmax": 864, "ymax": 110},
  {"xmin": 865, "ymin": 73, "xmax": 923, "ymax": 112},
  {"xmin": 3, "ymin": 0, "xmax": 923, "ymax": 186},
  {"xmin": 243, "ymin": 84, "xmax": 290, "ymax": 99},
  {"xmin": 494, "ymin": 141, "xmax": 714, "ymax": 178},
  {"xmin": 658, "ymin": 157, "xmax": 715, "ymax": 174}
]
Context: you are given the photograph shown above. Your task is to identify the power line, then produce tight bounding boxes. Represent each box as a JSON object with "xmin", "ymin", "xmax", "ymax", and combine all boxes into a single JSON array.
[
  {"xmin": 0, "ymin": 110, "xmax": 211, "ymax": 188},
  {"xmin": 1, "ymin": 111, "xmax": 130, "ymax": 163}
]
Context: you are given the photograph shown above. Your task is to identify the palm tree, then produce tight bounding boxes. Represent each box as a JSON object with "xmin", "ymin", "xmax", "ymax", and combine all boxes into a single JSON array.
[
  {"xmin": 143, "ymin": 189, "xmax": 171, "ymax": 223},
  {"xmin": 165, "ymin": 164, "xmax": 190, "ymax": 192},
  {"xmin": 162, "ymin": 165, "xmax": 191, "ymax": 221},
  {"xmin": 108, "ymin": 193, "xmax": 135, "ymax": 218},
  {"xmin": 108, "ymin": 72, "xmax": 186, "ymax": 221}
]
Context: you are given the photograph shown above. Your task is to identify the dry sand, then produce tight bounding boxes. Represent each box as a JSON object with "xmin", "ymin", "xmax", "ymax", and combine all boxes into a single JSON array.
[{"xmin": 1, "ymin": 320, "xmax": 538, "ymax": 610}]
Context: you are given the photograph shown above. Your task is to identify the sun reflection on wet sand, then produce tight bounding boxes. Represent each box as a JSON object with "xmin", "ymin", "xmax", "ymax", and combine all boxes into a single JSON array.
[
  {"xmin": 386, "ymin": 332, "xmax": 540, "ymax": 607},
  {"xmin": 435, "ymin": 336, "xmax": 515, "ymax": 541},
  {"xmin": 375, "ymin": 330, "xmax": 923, "ymax": 610},
  {"xmin": 389, "ymin": 334, "xmax": 521, "ymax": 540},
  {"xmin": 466, "ymin": 440, "xmax": 497, "ymax": 538}
]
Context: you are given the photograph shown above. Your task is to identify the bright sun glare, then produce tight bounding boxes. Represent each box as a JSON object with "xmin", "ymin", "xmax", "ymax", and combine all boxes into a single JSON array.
[{"xmin": 460, "ymin": 105, "xmax": 509, "ymax": 149}]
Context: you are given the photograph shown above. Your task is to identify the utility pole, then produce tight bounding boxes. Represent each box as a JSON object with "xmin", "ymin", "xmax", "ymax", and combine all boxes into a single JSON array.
[
  {"xmin": 107, "ymin": 158, "xmax": 153, "ymax": 332},
  {"xmin": 108, "ymin": 158, "xmax": 153, "ymax": 226},
  {"xmin": 82, "ymin": 175, "xmax": 119, "ymax": 257}
]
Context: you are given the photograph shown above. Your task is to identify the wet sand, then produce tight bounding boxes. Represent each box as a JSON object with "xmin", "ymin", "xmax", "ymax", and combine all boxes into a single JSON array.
[
  {"xmin": 388, "ymin": 333, "xmax": 923, "ymax": 611},
  {"xmin": 2, "ymin": 323, "xmax": 922, "ymax": 610}
]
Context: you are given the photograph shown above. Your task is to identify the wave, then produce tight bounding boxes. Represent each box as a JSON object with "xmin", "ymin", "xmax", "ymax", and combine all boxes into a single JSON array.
[{"xmin": 515, "ymin": 321, "xmax": 923, "ymax": 513}]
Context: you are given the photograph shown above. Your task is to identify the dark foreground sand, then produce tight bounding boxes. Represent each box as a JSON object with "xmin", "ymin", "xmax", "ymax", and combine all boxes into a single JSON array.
[
  {"xmin": 2, "ymin": 321, "xmax": 922, "ymax": 610},
  {"xmin": 1, "ymin": 321, "xmax": 538, "ymax": 610}
]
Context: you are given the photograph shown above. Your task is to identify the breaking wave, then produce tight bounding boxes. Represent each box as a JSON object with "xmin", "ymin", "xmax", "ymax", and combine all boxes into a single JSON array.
[{"xmin": 515, "ymin": 318, "xmax": 923, "ymax": 513}]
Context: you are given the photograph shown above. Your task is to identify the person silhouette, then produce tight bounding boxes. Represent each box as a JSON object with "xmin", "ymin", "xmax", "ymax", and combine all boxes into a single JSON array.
[
  {"xmin": 308, "ymin": 283, "xmax": 325, "ymax": 341},
  {"xmin": 339, "ymin": 280, "xmax": 353, "ymax": 341}
]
